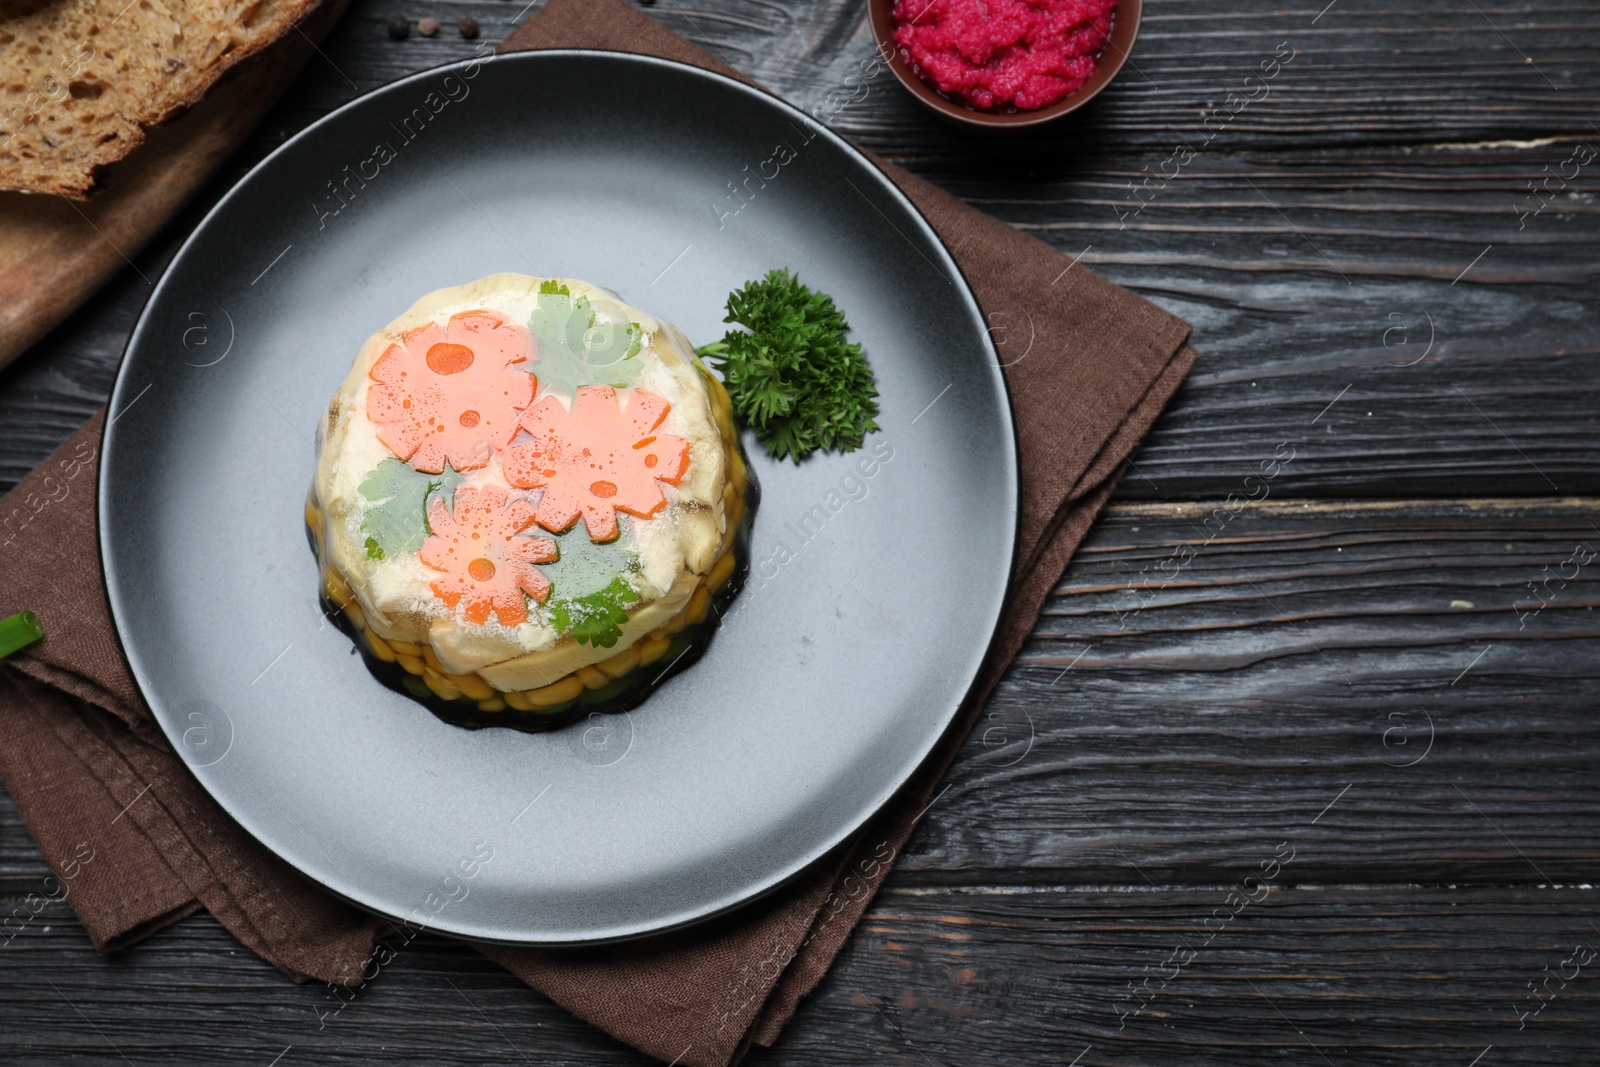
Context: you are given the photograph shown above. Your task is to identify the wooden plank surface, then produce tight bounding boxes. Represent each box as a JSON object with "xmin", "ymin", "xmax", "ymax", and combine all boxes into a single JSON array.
[
  {"xmin": 1, "ymin": 0, "xmax": 1597, "ymax": 1063},
  {"xmin": 3, "ymin": 881, "xmax": 1597, "ymax": 1065}
]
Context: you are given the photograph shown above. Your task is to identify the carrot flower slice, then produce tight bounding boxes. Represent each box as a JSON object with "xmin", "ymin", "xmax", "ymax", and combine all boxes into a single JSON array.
[
  {"xmin": 367, "ymin": 311, "xmax": 535, "ymax": 474},
  {"xmin": 420, "ymin": 484, "xmax": 556, "ymax": 626},
  {"xmin": 503, "ymin": 385, "xmax": 690, "ymax": 542}
]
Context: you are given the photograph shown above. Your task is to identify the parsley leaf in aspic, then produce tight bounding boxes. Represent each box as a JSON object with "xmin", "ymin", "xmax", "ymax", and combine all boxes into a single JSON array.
[
  {"xmin": 541, "ymin": 524, "xmax": 641, "ymax": 648},
  {"xmin": 695, "ymin": 268, "xmax": 879, "ymax": 462},
  {"xmin": 527, "ymin": 279, "xmax": 644, "ymax": 395},
  {"xmin": 358, "ymin": 458, "xmax": 462, "ymax": 560},
  {"xmin": 549, "ymin": 575, "xmax": 639, "ymax": 648}
]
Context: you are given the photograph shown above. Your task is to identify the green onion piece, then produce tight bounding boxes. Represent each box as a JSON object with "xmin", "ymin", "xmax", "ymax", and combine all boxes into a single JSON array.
[{"xmin": 0, "ymin": 610, "xmax": 43, "ymax": 660}]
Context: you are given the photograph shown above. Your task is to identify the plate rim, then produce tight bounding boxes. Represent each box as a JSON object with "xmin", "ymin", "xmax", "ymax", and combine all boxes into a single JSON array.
[{"xmin": 99, "ymin": 48, "xmax": 1020, "ymax": 945}]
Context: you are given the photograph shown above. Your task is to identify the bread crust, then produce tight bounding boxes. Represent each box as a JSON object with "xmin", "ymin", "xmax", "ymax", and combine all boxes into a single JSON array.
[{"xmin": 0, "ymin": 0, "xmax": 328, "ymax": 197}]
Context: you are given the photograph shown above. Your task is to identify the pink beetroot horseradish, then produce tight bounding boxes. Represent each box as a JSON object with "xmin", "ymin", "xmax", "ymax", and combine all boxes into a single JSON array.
[{"xmin": 891, "ymin": 0, "xmax": 1119, "ymax": 112}]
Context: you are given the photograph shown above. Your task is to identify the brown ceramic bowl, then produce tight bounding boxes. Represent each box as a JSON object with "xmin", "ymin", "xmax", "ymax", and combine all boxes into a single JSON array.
[{"xmin": 867, "ymin": 0, "xmax": 1142, "ymax": 130}]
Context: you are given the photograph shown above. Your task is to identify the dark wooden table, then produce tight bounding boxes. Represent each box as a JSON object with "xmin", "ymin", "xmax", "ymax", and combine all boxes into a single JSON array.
[{"xmin": 4, "ymin": 0, "xmax": 1597, "ymax": 1062}]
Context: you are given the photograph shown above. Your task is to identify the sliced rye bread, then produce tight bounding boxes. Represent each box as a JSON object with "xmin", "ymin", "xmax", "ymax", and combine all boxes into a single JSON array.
[{"xmin": 0, "ymin": 0, "xmax": 325, "ymax": 197}]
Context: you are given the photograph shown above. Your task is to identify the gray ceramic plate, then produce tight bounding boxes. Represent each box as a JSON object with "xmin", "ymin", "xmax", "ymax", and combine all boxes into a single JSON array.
[{"xmin": 100, "ymin": 51, "xmax": 1016, "ymax": 944}]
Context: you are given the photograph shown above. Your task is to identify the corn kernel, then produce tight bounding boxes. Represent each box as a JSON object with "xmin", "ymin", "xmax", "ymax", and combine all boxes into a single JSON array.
[
  {"xmin": 687, "ymin": 586, "xmax": 710, "ymax": 624},
  {"xmin": 525, "ymin": 676, "xmax": 584, "ymax": 708},
  {"xmin": 638, "ymin": 635, "xmax": 671, "ymax": 665},
  {"xmin": 707, "ymin": 551, "xmax": 736, "ymax": 591},
  {"xmin": 396, "ymin": 653, "xmax": 425, "ymax": 676},
  {"xmin": 364, "ymin": 627, "xmax": 396, "ymax": 662},
  {"xmin": 597, "ymin": 644, "xmax": 640, "ymax": 679},
  {"xmin": 449, "ymin": 672, "xmax": 494, "ymax": 701},
  {"xmin": 422, "ymin": 669, "xmax": 462, "ymax": 701},
  {"xmin": 477, "ymin": 697, "xmax": 506, "ymax": 712},
  {"xmin": 325, "ymin": 569, "xmax": 354, "ymax": 608},
  {"xmin": 578, "ymin": 666, "xmax": 610, "ymax": 690}
]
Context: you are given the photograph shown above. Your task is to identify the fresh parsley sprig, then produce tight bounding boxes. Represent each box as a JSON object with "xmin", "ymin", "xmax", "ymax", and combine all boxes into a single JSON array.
[
  {"xmin": 542, "ymin": 526, "xmax": 641, "ymax": 648},
  {"xmin": 549, "ymin": 575, "xmax": 639, "ymax": 648},
  {"xmin": 696, "ymin": 269, "xmax": 879, "ymax": 463},
  {"xmin": 358, "ymin": 458, "xmax": 462, "ymax": 561}
]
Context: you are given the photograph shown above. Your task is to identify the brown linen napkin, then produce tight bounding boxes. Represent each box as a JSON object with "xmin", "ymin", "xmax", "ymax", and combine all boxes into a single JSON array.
[
  {"xmin": 0, "ymin": 412, "xmax": 388, "ymax": 982},
  {"xmin": 0, "ymin": 0, "xmax": 1196, "ymax": 1063}
]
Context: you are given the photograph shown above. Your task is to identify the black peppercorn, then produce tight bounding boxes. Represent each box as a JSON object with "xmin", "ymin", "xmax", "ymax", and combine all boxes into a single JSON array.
[
  {"xmin": 458, "ymin": 16, "xmax": 480, "ymax": 39},
  {"xmin": 418, "ymin": 16, "xmax": 439, "ymax": 36},
  {"xmin": 387, "ymin": 15, "xmax": 409, "ymax": 39}
]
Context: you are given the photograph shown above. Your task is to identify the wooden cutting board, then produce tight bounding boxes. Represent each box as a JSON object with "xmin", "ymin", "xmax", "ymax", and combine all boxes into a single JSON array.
[{"xmin": 0, "ymin": 0, "xmax": 352, "ymax": 372}]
